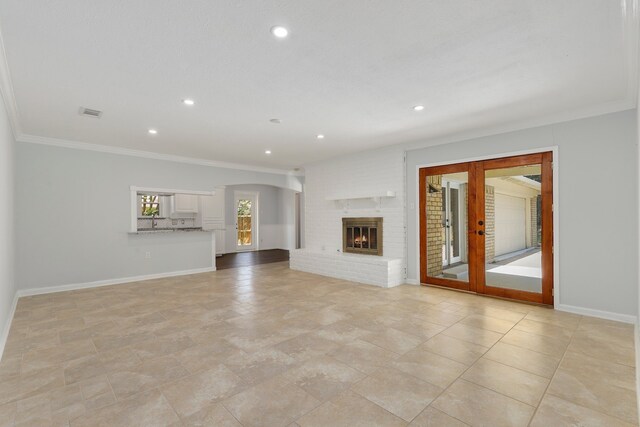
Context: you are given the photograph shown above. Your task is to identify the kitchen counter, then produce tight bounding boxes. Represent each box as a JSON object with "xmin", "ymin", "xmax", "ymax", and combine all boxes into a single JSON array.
[{"xmin": 128, "ymin": 227, "xmax": 213, "ymax": 234}]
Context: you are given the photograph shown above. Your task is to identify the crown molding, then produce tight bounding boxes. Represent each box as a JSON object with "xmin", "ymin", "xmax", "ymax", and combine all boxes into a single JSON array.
[
  {"xmin": 17, "ymin": 133, "xmax": 301, "ymax": 176},
  {"xmin": 303, "ymin": 98, "xmax": 636, "ymax": 170},
  {"xmin": 0, "ymin": 19, "xmax": 21, "ymax": 139},
  {"xmin": 399, "ymin": 98, "xmax": 637, "ymax": 154},
  {"xmin": 0, "ymin": 18, "xmax": 302, "ymax": 177},
  {"xmin": 0, "ymin": 4, "xmax": 637, "ymax": 176}
]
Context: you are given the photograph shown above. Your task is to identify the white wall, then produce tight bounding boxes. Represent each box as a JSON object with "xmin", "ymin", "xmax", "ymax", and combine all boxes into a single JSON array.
[
  {"xmin": 407, "ymin": 110, "xmax": 638, "ymax": 318},
  {"xmin": 304, "ymin": 145, "xmax": 406, "ymax": 261},
  {"xmin": 15, "ymin": 142, "xmax": 301, "ymax": 291},
  {"xmin": 224, "ymin": 184, "xmax": 296, "ymax": 252},
  {"xmin": 279, "ymin": 187, "xmax": 297, "ymax": 251},
  {"xmin": 0, "ymin": 91, "xmax": 15, "ymax": 351}
]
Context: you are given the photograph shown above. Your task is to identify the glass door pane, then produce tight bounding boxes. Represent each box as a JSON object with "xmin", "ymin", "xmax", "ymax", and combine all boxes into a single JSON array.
[
  {"xmin": 237, "ymin": 199, "xmax": 253, "ymax": 246},
  {"xmin": 483, "ymin": 164, "xmax": 542, "ymax": 294},
  {"xmin": 425, "ymin": 171, "xmax": 469, "ymax": 284}
]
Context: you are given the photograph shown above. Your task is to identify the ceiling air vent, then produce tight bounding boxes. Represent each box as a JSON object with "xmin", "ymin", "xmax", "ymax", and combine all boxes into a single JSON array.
[{"xmin": 79, "ymin": 107, "xmax": 103, "ymax": 118}]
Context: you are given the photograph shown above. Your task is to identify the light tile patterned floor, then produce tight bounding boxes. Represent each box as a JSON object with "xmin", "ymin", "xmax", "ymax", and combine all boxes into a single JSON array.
[{"xmin": 0, "ymin": 261, "xmax": 637, "ymax": 426}]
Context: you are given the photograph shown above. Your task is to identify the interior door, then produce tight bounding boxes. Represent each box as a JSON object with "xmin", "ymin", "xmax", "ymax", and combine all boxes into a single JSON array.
[
  {"xmin": 420, "ymin": 152, "xmax": 553, "ymax": 305},
  {"xmin": 235, "ymin": 192, "xmax": 257, "ymax": 251}
]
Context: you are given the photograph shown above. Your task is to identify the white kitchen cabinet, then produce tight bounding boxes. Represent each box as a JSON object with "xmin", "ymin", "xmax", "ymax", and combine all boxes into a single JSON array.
[
  {"xmin": 198, "ymin": 187, "xmax": 225, "ymax": 236},
  {"xmin": 200, "ymin": 193, "xmax": 224, "ymax": 225},
  {"xmin": 174, "ymin": 194, "xmax": 199, "ymax": 214}
]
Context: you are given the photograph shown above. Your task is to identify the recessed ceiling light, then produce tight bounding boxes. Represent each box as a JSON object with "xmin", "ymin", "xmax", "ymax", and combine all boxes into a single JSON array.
[
  {"xmin": 270, "ymin": 118, "xmax": 282, "ymax": 124},
  {"xmin": 148, "ymin": 129, "xmax": 158, "ymax": 135},
  {"xmin": 317, "ymin": 134, "xmax": 325, "ymax": 139},
  {"xmin": 271, "ymin": 26, "xmax": 288, "ymax": 38},
  {"xmin": 413, "ymin": 105, "xmax": 425, "ymax": 111},
  {"xmin": 182, "ymin": 99, "xmax": 195, "ymax": 106},
  {"xmin": 265, "ymin": 150, "xmax": 272, "ymax": 155}
]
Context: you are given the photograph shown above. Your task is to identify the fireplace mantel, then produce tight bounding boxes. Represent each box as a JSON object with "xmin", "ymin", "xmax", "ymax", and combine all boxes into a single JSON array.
[{"xmin": 325, "ymin": 190, "xmax": 396, "ymax": 201}]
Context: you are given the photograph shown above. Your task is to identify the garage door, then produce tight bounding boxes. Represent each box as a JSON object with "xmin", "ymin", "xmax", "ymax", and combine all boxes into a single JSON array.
[{"xmin": 495, "ymin": 193, "xmax": 526, "ymax": 256}]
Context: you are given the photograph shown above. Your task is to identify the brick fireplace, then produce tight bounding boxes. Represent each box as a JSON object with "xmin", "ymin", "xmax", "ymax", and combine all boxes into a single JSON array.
[{"xmin": 342, "ymin": 217, "xmax": 383, "ymax": 256}]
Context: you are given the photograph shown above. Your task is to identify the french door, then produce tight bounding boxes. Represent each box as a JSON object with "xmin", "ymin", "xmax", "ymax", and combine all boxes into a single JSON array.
[{"xmin": 419, "ymin": 152, "xmax": 553, "ymax": 304}]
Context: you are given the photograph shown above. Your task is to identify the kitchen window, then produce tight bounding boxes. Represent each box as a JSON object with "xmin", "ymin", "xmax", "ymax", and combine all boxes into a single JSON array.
[{"xmin": 140, "ymin": 194, "xmax": 160, "ymax": 216}]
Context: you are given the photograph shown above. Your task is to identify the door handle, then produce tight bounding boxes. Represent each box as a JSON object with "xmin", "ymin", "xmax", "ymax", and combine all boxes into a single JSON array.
[{"xmin": 478, "ymin": 230, "xmax": 485, "ymax": 236}]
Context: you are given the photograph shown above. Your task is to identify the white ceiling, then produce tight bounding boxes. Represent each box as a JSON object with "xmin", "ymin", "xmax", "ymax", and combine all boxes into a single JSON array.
[{"xmin": 0, "ymin": 0, "xmax": 636, "ymax": 170}]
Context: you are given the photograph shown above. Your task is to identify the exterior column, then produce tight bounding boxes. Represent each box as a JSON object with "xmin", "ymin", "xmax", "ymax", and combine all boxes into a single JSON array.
[{"xmin": 426, "ymin": 175, "xmax": 443, "ymax": 277}]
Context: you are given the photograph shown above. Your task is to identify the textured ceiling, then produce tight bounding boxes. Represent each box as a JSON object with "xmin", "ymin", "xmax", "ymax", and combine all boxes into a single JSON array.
[{"xmin": 0, "ymin": 0, "xmax": 635, "ymax": 169}]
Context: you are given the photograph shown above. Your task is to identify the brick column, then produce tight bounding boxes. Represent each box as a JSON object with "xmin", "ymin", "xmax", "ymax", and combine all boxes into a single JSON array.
[
  {"xmin": 530, "ymin": 195, "xmax": 539, "ymax": 247},
  {"xmin": 485, "ymin": 185, "xmax": 495, "ymax": 262},
  {"xmin": 426, "ymin": 175, "xmax": 443, "ymax": 277}
]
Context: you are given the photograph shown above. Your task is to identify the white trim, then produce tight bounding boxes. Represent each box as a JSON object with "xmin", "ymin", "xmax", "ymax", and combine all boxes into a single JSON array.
[
  {"xmin": 412, "ymin": 146, "xmax": 559, "ymax": 169},
  {"xmin": 17, "ymin": 133, "xmax": 297, "ymax": 176},
  {"xmin": 130, "ymin": 186, "xmax": 215, "ymax": 196},
  {"xmin": 0, "ymin": 21, "xmax": 20, "ymax": 138},
  {"xmin": 412, "ymin": 146, "xmax": 560, "ymax": 306},
  {"xmin": 405, "ymin": 279, "xmax": 419, "ymax": 285},
  {"xmin": 556, "ymin": 303, "xmax": 637, "ymax": 325},
  {"xmin": 399, "ymin": 104, "xmax": 636, "ymax": 155},
  {"xmin": 0, "ymin": 291, "xmax": 18, "ymax": 361},
  {"xmin": 0, "ymin": 2, "xmax": 634, "ymax": 179},
  {"xmin": 551, "ymin": 148, "xmax": 560, "ymax": 307},
  {"xmin": 130, "ymin": 189, "xmax": 138, "ymax": 233},
  {"xmin": 16, "ymin": 267, "xmax": 217, "ymax": 298},
  {"xmin": 624, "ymin": 0, "xmax": 639, "ymax": 107}
]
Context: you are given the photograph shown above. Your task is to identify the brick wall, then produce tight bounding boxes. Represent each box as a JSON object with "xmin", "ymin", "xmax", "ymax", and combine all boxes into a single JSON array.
[
  {"xmin": 531, "ymin": 195, "xmax": 539, "ymax": 247},
  {"xmin": 290, "ymin": 250, "xmax": 404, "ymax": 287},
  {"xmin": 426, "ymin": 175, "xmax": 443, "ymax": 277},
  {"xmin": 485, "ymin": 185, "xmax": 495, "ymax": 262},
  {"xmin": 294, "ymin": 146, "xmax": 406, "ymax": 285}
]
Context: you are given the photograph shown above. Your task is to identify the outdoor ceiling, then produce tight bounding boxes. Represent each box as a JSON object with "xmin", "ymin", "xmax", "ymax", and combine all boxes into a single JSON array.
[{"xmin": 0, "ymin": 0, "xmax": 635, "ymax": 170}]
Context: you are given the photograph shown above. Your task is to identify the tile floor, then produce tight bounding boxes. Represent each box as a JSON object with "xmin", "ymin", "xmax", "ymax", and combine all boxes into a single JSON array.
[{"xmin": 0, "ymin": 261, "xmax": 637, "ymax": 426}]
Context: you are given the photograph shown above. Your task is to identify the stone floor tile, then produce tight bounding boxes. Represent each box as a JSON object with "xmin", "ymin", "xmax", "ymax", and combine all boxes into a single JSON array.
[{"xmin": 432, "ymin": 379, "xmax": 535, "ymax": 427}]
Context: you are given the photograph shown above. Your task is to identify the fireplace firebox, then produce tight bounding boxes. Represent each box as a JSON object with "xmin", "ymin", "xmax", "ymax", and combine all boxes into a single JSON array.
[{"xmin": 342, "ymin": 217, "xmax": 383, "ymax": 256}]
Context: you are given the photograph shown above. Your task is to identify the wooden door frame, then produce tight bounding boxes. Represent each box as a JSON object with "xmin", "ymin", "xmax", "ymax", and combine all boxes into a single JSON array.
[
  {"xmin": 419, "ymin": 162, "xmax": 477, "ymax": 292},
  {"xmin": 418, "ymin": 151, "xmax": 554, "ymax": 305},
  {"xmin": 475, "ymin": 152, "xmax": 553, "ymax": 304}
]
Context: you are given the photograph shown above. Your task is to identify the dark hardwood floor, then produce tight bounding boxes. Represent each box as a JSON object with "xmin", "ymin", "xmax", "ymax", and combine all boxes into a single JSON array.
[{"xmin": 216, "ymin": 249, "xmax": 290, "ymax": 270}]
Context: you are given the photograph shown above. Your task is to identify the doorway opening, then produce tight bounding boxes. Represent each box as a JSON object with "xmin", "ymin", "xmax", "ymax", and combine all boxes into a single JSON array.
[
  {"xmin": 419, "ymin": 152, "xmax": 553, "ymax": 304},
  {"xmin": 235, "ymin": 191, "xmax": 258, "ymax": 251}
]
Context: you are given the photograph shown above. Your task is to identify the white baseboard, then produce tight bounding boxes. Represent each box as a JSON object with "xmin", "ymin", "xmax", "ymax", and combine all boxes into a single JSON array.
[
  {"xmin": 16, "ymin": 267, "xmax": 217, "ymax": 298},
  {"xmin": 0, "ymin": 291, "xmax": 19, "ymax": 361},
  {"xmin": 398, "ymin": 284, "xmax": 636, "ymax": 323},
  {"xmin": 556, "ymin": 303, "xmax": 637, "ymax": 324}
]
